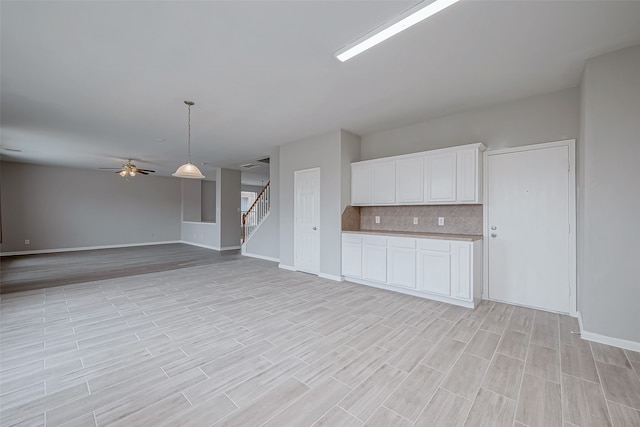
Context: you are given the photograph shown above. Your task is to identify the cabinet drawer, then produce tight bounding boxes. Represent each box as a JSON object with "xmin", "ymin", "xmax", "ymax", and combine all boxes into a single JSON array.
[
  {"xmin": 387, "ymin": 237, "xmax": 416, "ymax": 249},
  {"xmin": 363, "ymin": 235, "xmax": 387, "ymax": 246},
  {"xmin": 342, "ymin": 233, "xmax": 362, "ymax": 244},
  {"xmin": 417, "ymin": 239, "xmax": 451, "ymax": 252}
]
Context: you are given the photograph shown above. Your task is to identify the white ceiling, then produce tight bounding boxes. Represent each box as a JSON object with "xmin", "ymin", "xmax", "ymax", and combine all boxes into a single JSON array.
[{"xmin": 2, "ymin": 1, "xmax": 640, "ymax": 183}]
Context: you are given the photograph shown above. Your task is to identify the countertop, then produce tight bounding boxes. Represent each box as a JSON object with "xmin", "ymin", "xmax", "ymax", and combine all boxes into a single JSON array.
[{"xmin": 342, "ymin": 230, "xmax": 483, "ymax": 241}]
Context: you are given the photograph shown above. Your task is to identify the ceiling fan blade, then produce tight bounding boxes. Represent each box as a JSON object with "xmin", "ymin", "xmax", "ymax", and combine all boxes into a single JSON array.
[
  {"xmin": 137, "ymin": 171, "xmax": 149, "ymax": 175},
  {"xmin": 137, "ymin": 169, "xmax": 156, "ymax": 173},
  {"xmin": 99, "ymin": 168, "xmax": 122, "ymax": 170}
]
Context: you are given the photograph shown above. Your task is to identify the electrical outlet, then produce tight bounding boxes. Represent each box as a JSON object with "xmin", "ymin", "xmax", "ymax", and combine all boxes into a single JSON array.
[
  {"xmin": 438, "ymin": 217, "xmax": 445, "ymax": 226},
  {"xmin": 413, "ymin": 217, "xmax": 419, "ymax": 225},
  {"xmin": 375, "ymin": 216, "xmax": 380, "ymax": 224},
  {"xmin": 25, "ymin": 239, "xmax": 30, "ymax": 245}
]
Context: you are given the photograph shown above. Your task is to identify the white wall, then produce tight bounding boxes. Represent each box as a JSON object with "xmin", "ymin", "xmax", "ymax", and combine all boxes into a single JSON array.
[
  {"xmin": 579, "ymin": 44, "xmax": 640, "ymax": 345},
  {"xmin": 0, "ymin": 161, "xmax": 181, "ymax": 253},
  {"xmin": 361, "ymin": 87, "xmax": 579, "ymax": 158},
  {"xmin": 181, "ymin": 221, "xmax": 220, "ymax": 249},
  {"xmin": 279, "ymin": 131, "xmax": 342, "ymax": 277}
]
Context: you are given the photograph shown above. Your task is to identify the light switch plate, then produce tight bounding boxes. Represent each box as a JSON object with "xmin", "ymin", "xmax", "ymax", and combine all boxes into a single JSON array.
[
  {"xmin": 438, "ymin": 217, "xmax": 445, "ymax": 226},
  {"xmin": 413, "ymin": 217, "xmax": 418, "ymax": 225},
  {"xmin": 375, "ymin": 216, "xmax": 380, "ymax": 224}
]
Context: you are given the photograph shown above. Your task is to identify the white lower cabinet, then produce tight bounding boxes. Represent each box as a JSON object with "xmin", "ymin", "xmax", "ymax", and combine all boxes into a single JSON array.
[
  {"xmin": 387, "ymin": 238, "xmax": 416, "ymax": 289},
  {"xmin": 341, "ymin": 234, "xmax": 362, "ymax": 278},
  {"xmin": 451, "ymin": 242, "xmax": 472, "ymax": 300},
  {"xmin": 362, "ymin": 236, "xmax": 387, "ymax": 283},
  {"xmin": 342, "ymin": 233, "xmax": 481, "ymax": 308},
  {"xmin": 417, "ymin": 251, "xmax": 450, "ymax": 295}
]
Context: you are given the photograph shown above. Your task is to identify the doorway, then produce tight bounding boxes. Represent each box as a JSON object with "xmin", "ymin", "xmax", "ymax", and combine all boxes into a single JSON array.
[
  {"xmin": 485, "ymin": 140, "xmax": 576, "ymax": 314},
  {"xmin": 294, "ymin": 168, "xmax": 320, "ymax": 275}
]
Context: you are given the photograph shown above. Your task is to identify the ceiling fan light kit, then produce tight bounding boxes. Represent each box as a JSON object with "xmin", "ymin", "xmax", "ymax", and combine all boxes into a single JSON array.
[
  {"xmin": 100, "ymin": 159, "xmax": 155, "ymax": 177},
  {"xmin": 335, "ymin": 0, "xmax": 460, "ymax": 62},
  {"xmin": 173, "ymin": 100, "xmax": 205, "ymax": 179}
]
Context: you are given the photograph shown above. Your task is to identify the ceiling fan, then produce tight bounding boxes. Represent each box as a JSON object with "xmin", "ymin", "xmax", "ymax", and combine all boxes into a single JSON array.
[{"xmin": 100, "ymin": 159, "xmax": 156, "ymax": 177}]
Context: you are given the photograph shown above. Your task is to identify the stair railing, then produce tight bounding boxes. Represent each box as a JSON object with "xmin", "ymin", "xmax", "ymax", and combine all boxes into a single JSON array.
[{"xmin": 241, "ymin": 181, "xmax": 270, "ymax": 243}]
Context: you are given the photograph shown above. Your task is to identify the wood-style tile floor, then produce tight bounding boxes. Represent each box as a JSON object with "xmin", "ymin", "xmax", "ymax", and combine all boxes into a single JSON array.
[{"xmin": 1, "ymin": 245, "xmax": 640, "ymax": 426}]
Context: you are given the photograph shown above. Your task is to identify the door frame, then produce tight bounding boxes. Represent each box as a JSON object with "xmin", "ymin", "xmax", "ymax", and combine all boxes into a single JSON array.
[
  {"xmin": 294, "ymin": 167, "xmax": 320, "ymax": 275},
  {"xmin": 482, "ymin": 139, "xmax": 576, "ymax": 316}
]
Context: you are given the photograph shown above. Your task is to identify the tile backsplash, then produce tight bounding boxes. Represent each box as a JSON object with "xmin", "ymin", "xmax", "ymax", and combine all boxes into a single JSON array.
[{"xmin": 351, "ymin": 205, "xmax": 482, "ymax": 235}]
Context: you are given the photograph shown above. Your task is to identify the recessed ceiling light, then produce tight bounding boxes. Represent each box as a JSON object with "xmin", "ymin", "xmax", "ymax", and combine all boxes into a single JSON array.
[
  {"xmin": 335, "ymin": 0, "xmax": 461, "ymax": 62},
  {"xmin": 156, "ymin": 138, "xmax": 165, "ymax": 143}
]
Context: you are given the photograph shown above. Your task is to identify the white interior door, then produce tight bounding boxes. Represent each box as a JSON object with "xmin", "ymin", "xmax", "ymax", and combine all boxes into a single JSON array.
[
  {"xmin": 487, "ymin": 143, "xmax": 572, "ymax": 313},
  {"xmin": 294, "ymin": 168, "xmax": 320, "ymax": 274}
]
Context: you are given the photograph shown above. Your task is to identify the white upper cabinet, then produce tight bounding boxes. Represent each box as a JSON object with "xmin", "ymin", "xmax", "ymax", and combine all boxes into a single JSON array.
[
  {"xmin": 425, "ymin": 152, "xmax": 457, "ymax": 203},
  {"xmin": 351, "ymin": 163, "xmax": 372, "ymax": 205},
  {"xmin": 396, "ymin": 157, "xmax": 424, "ymax": 204},
  {"xmin": 351, "ymin": 143, "xmax": 485, "ymax": 206},
  {"xmin": 456, "ymin": 148, "xmax": 480, "ymax": 203},
  {"xmin": 372, "ymin": 161, "xmax": 396, "ymax": 204}
]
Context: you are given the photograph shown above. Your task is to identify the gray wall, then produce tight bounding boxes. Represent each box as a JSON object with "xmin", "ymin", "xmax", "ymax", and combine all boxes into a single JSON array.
[
  {"xmin": 201, "ymin": 180, "xmax": 216, "ymax": 222},
  {"xmin": 0, "ymin": 161, "xmax": 181, "ymax": 253},
  {"xmin": 340, "ymin": 130, "xmax": 361, "ymax": 212},
  {"xmin": 279, "ymin": 130, "xmax": 342, "ymax": 276},
  {"xmin": 242, "ymin": 184, "xmax": 264, "ymax": 194},
  {"xmin": 361, "ymin": 87, "xmax": 579, "ymax": 158},
  {"xmin": 244, "ymin": 147, "xmax": 280, "ymax": 261},
  {"xmin": 579, "ymin": 44, "xmax": 640, "ymax": 343},
  {"xmin": 182, "ymin": 179, "xmax": 201, "ymax": 222},
  {"xmin": 217, "ymin": 168, "xmax": 241, "ymax": 249}
]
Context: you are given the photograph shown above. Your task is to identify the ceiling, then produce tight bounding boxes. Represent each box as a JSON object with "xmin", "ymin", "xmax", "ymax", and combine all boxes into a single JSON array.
[{"xmin": 2, "ymin": 1, "xmax": 640, "ymax": 183}]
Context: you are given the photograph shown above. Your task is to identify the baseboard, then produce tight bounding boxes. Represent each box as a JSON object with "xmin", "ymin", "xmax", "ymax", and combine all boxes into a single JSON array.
[
  {"xmin": 278, "ymin": 264, "xmax": 297, "ymax": 272},
  {"xmin": 179, "ymin": 241, "xmax": 220, "ymax": 251},
  {"xmin": 577, "ymin": 311, "xmax": 640, "ymax": 352},
  {"xmin": 0, "ymin": 241, "xmax": 181, "ymax": 257},
  {"xmin": 242, "ymin": 252, "xmax": 279, "ymax": 263},
  {"xmin": 318, "ymin": 273, "xmax": 344, "ymax": 282},
  {"xmin": 220, "ymin": 246, "xmax": 241, "ymax": 251},
  {"xmin": 344, "ymin": 276, "xmax": 475, "ymax": 309}
]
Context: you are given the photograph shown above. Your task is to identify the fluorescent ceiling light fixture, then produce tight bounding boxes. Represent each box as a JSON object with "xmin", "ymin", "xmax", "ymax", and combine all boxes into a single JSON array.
[{"xmin": 335, "ymin": 0, "xmax": 461, "ymax": 62}]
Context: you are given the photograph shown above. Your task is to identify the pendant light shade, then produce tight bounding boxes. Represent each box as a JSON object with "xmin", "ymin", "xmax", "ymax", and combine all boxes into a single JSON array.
[
  {"xmin": 173, "ymin": 162, "xmax": 204, "ymax": 179},
  {"xmin": 173, "ymin": 100, "xmax": 205, "ymax": 179}
]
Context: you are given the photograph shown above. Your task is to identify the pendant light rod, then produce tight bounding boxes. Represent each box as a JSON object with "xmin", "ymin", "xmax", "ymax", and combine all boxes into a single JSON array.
[
  {"xmin": 173, "ymin": 100, "xmax": 205, "ymax": 179},
  {"xmin": 185, "ymin": 100, "xmax": 194, "ymax": 163}
]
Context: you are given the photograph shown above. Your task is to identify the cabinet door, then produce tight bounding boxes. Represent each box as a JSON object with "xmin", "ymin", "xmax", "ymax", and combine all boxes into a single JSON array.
[
  {"xmin": 451, "ymin": 242, "xmax": 472, "ymax": 300},
  {"xmin": 417, "ymin": 250, "xmax": 451, "ymax": 295},
  {"xmin": 363, "ymin": 244, "xmax": 387, "ymax": 283},
  {"xmin": 425, "ymin": 152, "xmax": 457, "ymax": 203},
  {"xmin": 342, "ymin": 237, "xmax": 362, "ymax": 278},
  {"xmin": 456, "ymin": 149, "xmax": 478, "ymax": 203},
  {"xmin": 351, "ymin": 163, "xmax": 372, "ymax": 205},
  {"xmin": 372, "ymin": 161, "xmax": 396, "ymax": 204},
  {"xmin": 387, "ymin": 246, "xmax": 416, "ymax": 288},
  {"xmin": 396, "ymin": 157, "xmax": 424, "ymax": 204}
]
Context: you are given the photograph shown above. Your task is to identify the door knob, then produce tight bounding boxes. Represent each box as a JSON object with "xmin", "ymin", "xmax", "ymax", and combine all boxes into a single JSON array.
[
  {"xmin": 313, "ymin": 227, "xmax": 317, "ymax": 230},
  {"xmin": 491, "ymin": 233, "xmax": 497, "ymax": 238},
  {"xmin": 491, "ymin": 226, "xmax": 497, "ymax": 230}
]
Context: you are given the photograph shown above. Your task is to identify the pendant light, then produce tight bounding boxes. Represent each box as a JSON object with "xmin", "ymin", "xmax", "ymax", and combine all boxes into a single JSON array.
[{"xmin": 173, "ymin": 100, "xmax": 205, "ymax": 179}]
